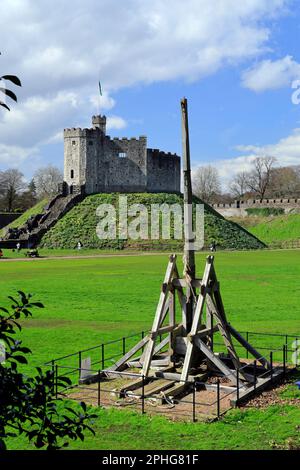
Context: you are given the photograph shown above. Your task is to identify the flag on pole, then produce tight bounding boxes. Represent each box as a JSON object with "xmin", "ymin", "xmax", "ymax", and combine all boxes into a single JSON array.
[{"xmin": 99, "ymin": 81, "xmax": 103, "ymax": 97}]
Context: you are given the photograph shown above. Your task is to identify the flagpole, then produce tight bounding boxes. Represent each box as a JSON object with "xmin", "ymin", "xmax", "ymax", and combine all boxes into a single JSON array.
[{"xmin": 98, "ymin": 80, "xmax": 102, "ymax": 116}]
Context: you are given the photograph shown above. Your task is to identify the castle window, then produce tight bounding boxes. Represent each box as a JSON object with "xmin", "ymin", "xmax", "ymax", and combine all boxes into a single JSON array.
[
  {"xmin": 118, "ymin": 152, "xmax": 127, "ymax": 158},
  {"xmin": 70, "ymin": 170, "xmax": 74, "ymax": 179},
  {"xmin": 72, "ymin": 141, "xmax": 76, "ymax": 146}
]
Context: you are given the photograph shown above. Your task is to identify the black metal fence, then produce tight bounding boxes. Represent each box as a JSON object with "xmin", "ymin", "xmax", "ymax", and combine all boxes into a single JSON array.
[{"xmin": 45, "ymin": 330, "xmax": 300, "ymax": 422}]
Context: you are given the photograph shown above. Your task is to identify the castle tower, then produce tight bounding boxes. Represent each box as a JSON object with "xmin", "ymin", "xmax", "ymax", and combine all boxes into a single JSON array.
[{"xmin": 92, "ymin": 115, "xmax": 106, "ymax": 134}]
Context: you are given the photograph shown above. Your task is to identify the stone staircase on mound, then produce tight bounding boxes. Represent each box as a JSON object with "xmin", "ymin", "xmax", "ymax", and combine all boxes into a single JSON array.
[{"xmin": 1, "ymin": 193, "xmax": 84, "ymax": 249}]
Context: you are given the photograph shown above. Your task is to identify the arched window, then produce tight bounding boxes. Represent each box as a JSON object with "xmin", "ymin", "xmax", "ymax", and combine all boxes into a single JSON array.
[{"xmin": 70, "ymin": 170, "xmax": 74, "ymax": 179}]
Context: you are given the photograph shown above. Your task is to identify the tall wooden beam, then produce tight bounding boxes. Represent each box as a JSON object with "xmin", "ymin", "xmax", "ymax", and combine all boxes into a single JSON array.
[{"xmin": 181, "ymin": 98, "xmax": 195, "ymax": 333}]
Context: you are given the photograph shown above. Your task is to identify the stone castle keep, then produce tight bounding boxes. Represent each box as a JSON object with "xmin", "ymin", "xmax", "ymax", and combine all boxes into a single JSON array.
[{"xmin": 63, "ymin": 115, "xmax": 181, "ymax": 195}]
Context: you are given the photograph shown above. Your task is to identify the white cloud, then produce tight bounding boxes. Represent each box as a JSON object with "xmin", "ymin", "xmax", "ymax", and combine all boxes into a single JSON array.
[
  {"xmin": 241, "ymin": 55, "xmax": 300, "ymax": 92},
  {"xmin": 0, "ymin": 0, "xmax": 290, "ymax": 172},
  {"xmin": 195, "ymin": 128, "xmax": 300, "ymax": 189},
  {"xmin": 107, "ymin": 116, "xmax": 127, "ymax": 131}
]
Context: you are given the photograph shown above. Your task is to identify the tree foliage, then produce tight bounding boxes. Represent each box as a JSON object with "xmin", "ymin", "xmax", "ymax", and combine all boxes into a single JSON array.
[
  {"xmin": 34, "ymin": 165, "xmax": 63, "ymax": 198},
  {"xmin": 0, "ymin": 292, "xmax": 96, "ymax": 450},
  {"xmin": 192, "ymin": 165, "xmax": 221, "ymax": 204}
]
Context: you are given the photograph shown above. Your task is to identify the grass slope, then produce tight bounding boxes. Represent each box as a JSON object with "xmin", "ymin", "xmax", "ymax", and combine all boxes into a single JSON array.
[
  {"xmin": 0, "ymin": 198, "xmax": 49, "ymax": 237},
  {"xmin": 230, "ymin": 213, "xmax": 300, "ymax": 245},
  {"xmin": 249, "ymin": 213, "xmax": 300, "ymax": 244},
  {"xmin": 40, "ymin": 193, "xmax": 265, "ymax": 250}
]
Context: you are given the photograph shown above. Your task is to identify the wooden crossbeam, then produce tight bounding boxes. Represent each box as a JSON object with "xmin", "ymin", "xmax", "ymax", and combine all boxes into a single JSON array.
[{"xmin": 172, "ymin": 279, "xmax": 202, "ymax": 289}]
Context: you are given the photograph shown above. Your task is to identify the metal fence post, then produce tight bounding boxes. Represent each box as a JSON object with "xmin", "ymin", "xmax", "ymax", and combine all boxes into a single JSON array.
[
  {"xmin": 142, "ymin": 375, "xmax": 145, "ymax": 415},
  {"xmin": 51, "ymin": 360, "xmax": 55, "ymax": 394},
  {"xmin": 122, "ymin": 337, "xmax": 126, "ymax": 356},
  {"xmin": 253, "ymin": 360, "xmax": 257, "ymax": 391},
  {"xmin": 98, "ymin": 370, "xmax": 101, "ymax": 407},
  {"xmin": 192, "ymin": 383, "xmax": 196, "ymax": 423},
  {"xmin": 270, "ymin": 352, "xmax": 273, "ymax": 383},
  {"xmin": 283, "ymin": 345, "xmax": 286, "ymax": 376},
  {"xmin": 246, "ymin": 332, "xmax": 249, "ymax": 359},
  {"xmin": 55, "ymin": 364, "xmax": 58, "ymax": 399},
  {"xmin": 217, "ymin": 380, "xmax": 220, "ymax": 418},
  {"xmin": 101, "ymin": 344, "xmax": 105, "ymax": 370}
]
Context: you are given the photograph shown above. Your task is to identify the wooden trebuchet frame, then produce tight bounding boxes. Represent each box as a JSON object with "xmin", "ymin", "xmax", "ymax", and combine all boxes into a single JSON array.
[{"xmin": 104, "ymin": 253, "xmax": 270, "ymax": 397}]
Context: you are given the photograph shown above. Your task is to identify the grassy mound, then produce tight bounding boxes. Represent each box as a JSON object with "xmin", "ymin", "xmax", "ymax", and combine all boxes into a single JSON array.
[
  {"xmin": 247, "ymin": 213, "xmax": 300, "ymax": 245},
  {"xmin": 0, "ymin": 198, "xmax": 49, "ymax": 237},
  {"xmin": 40, "ymin": 193, "xmax": 265, "ymax": 250}
]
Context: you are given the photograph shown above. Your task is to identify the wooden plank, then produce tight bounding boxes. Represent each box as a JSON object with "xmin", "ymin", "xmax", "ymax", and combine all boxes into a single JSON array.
[
  {"xmin": 196, "ymin": 325, "xmax": 219, "ymax": 337},
  {"xmin": 227, "ymin": 324, "xmax": 270, "ymax": 368},
  {"xmin": 180, "ymin": 256, "xmax": 213, "ymax": 382},
  {"xmin": 156, "ymin": 324, "xmax": 178, "ymax": 335},
  {"xmin": 172, "ymin": 278, "xmax": 202, "ymax": 289},
  {"xmin": 119, "ymin": 377, "xmax": 148, "ymax": 396},
  {"xmin": 155, "ymin": 371, "xmax": 209, "ymax": 382},
  {"xmin": 107, "ymin": 336, "xmax": 149, "ymax": 372},
  {"xmin": 143, "ymin": 380, "xmax": 176, "ymax": 397},
  {"xmin": 141, "ymin": 255, "xmax": 177, "ymax": 376}
]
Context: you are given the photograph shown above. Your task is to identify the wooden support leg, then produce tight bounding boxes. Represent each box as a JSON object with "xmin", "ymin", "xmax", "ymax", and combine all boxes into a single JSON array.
[
  {"xmin": 227, "ymin": 324, "xmax": 270, "ymax": 369},
  {"xmin": 108, "ymin": 336, "xmax": 149, "ymax": 372},
  {"xmin": 180, "ymin": 256, "xmax": 213, "ymax": 382},
  {"xmin": 142, "ymin": 255, "xmax": 177, "ymax": 376}
]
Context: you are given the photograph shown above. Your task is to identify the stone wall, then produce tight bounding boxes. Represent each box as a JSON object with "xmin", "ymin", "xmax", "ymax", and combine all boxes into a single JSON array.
[
  {"xmin": 212, "ymin": 198, "xmax": 300, "ymax": 217},
  {"xmin": 147, "ymin": 149, "xmax": 181, "ymax": 193}
]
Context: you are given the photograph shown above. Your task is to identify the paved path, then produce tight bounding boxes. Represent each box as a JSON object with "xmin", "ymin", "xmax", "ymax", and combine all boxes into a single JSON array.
[{"xmin": 0, "ymin": 252, "xmax": 170, "ymax": 262}]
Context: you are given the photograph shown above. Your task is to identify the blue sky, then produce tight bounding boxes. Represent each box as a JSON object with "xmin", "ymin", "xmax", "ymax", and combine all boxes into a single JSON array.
[{"xmin": 0, "ymin": 0, "xmax": 300, "ymax": 189}]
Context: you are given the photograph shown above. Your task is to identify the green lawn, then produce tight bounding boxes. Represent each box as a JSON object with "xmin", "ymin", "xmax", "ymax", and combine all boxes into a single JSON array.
[
  {"xmin": 1, "ymin": 249, "xmax": 300, "ymax": 450},
  {"xmin": 1, "ymin": 249, "xmax": 300, "ymax": 366}
]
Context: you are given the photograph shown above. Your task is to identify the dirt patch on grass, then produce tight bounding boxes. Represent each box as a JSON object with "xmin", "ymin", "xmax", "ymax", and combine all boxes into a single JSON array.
[
  {"xmin": 65, "ymin": 376, "xmax": 233, "ymax": 422},
  {"xmin": 244, "ymin": 378, "xmax": 300, "ymax": 409}
]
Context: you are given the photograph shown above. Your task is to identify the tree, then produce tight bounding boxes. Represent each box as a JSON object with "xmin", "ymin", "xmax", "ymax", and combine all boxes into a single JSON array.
[
  {"xmin": 17, "ymin": 179, "xmax": 38, "ymax": 211},
  {"xmin": 34, "ymin": 165, "xmax": 63, "ymax": 198},
  {"xmin": 0, "ymin": 169, "xmax": 26, "ymax": 211},
  {"xmin": 193, "ymin": 165, "xmax": 221, "ymax": 204},
  {"xmin": 0, "ymin": 291, "xmax": 96, "ymax": 450},
  {"xmin": 268, "ymin": 166, "xmax": 300, "ymax": 197},
  {"xmin": 246, "ymin": 156, "xmax": 276, "ymax": 199},
  {"xmin": 229, "ymin": 171, "xmax": 248, "ymax": 199}
]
